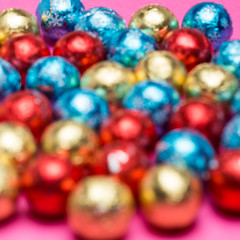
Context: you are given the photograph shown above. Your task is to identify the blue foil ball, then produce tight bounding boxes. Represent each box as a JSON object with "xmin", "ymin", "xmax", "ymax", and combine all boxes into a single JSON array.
[
  {"xmin": 0, "ymin": 58, "xmax": 21, "ymax": 97},
  {"xmin": 214, "ymin": 40, "xmax": 240, "ymax": 79},
  {"xmin": 231, "ymin": 88, "xmax": 240, "ymax": 114},
  {"xmin": 155, "ymin": 129, "xmax": 215, "ymax": 178},
  {"xmin": 36, "ymin": 0, "xmax": 85, "ymax": 40},
  {"xmin": 123, "ymin": 80, "xmax": 180, "ymax": 131},
  {"xmin": 26, "ymin": 57, "xmax": 80, "ymax": 99},
  {"xmin": 75, "ymin": 7, "xmax": 127, "ymax": 48},
  {"xmin": 108, "ymin": 28, "xmax": 158, "ymax": 68},
  {"xmin": 182, "ymin": 2, "xmax": 232, "ymax": 50},
  {"xmin": 54, "ymin": 88, "xmax": 109, "ymax": 130}
]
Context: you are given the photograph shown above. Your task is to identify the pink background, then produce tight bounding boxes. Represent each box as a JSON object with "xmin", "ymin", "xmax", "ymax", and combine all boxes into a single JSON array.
[{"xmin": 1, "ymin": 0, "xmax": 240, "ymax": 239}]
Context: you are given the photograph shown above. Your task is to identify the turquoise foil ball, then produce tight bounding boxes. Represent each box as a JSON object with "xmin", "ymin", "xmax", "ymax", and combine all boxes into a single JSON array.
[{"xmin": 231, "ymin": 88, "xmax": 240, "ymax": 114}]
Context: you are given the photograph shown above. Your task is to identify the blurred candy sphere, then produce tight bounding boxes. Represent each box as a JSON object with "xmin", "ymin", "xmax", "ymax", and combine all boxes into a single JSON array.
[
  {"xmin": 231, "ymin": 88, "xmax": 240, "ymax": 114},
  {"xmin": 209, "ymin": 150, "xmax": 240, "ymax": 213},
  {"xmin": 54, "ymin": 88, "xmax": 109, "ymax": 130},
  {"xmin": 182, "ymin": 2, "xmax": 232, "ymax": 50},
  {"xmin": 0, "ymin": 163, "xmax": 18, "ymax": 221},
  {"xmin": 140, "ymin": 165, "xmax": 203, "ymax": 230},
  {"xmin": 100, "ymin": 109, "xmax": 158, "ymax": 152},
  {"xmin": 95, "ymin": 141, "xmax": 150, "ymax": 195},
  {"xmin": 26, "ymin": 57, "xmax": 80, "ymax": 99},
  {"xmin": 214, "ymin": 40, "xmax": 240, "ymax": 79},
  {"xmin": 184, "ymin": 63, "xmax": 238, "ymax": 103},
  {"xmin": 53, "ymin": 31, "xmax": 106, "ymax": 74},
  {"xmin": 68, "ymin": 176, "xmax": 135, "ymax": 240},
  {"xmin": 0, "ymin": 58, "xmax": 21, "ymax": 97},
  {"xmin": 135, "ymin": 51, "xmax": 187, "ymax": 91},
  {"xmin": 155, "ymin": 129, "xmax": 215, "ymax": 178},
  {"xmin": 0, "ymin": 8, "xmax": 40, "ymax": 47},
  {"xmin": 162, "ymin": 28, "xmax": 213, "ymax": 71},
  {"xmin": 22, "ymin": 154, "xmax": 79, "ymax": 218},
  {"xmin": 0, "ymin": 34, "xmax": 50, "ymax": 85},
  {"xmin": 0, "ymin": 122, "xmax": 36, "ymax": 169},
  {"xmin": 123, "ymin": 80, "xmax": 180, "ymax": 130},
  {"xmin": 81, "ymin": 61, "xmax": 136, "ymax": 105},
  {"xmin": 0, "ymin": 90, "xmax": 53, "ymax": 141},
  {"xmin": 75, "ymin": 7, "xmax": 126, "ymax": 48},
  {"xmin": 129, "ymin": 4, "xmax": 179, "ymax": 45},
  {"xmin": 170, "ymin": 98, "xmax": 226, "ymax": 147},
  {"xmin": 36, "ymin": 0, "xmax": 85, "ymax": 40},
  {"xmin": 108, "ymin": 28, "xmax": 158, "ymax": 68}
]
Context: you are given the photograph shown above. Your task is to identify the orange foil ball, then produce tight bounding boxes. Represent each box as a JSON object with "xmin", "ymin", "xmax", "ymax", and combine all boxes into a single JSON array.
[
  {"xmin": 100, "ymin": 109, "xmax": 158, "ymax": 152},
  {"xmin": 162, "ymin": 28, "xmax": 213, "ymax": 71},
  {"xmin": 53, "ymin": 31, "xmax": 106, "ymax": 74},
  {"xmin": 0, "ymin": 90, "xmax": 53, "ymax": 141},
  {"xmin": 22, "ymin": 154, "xmax": 79, "ymax": 218}
]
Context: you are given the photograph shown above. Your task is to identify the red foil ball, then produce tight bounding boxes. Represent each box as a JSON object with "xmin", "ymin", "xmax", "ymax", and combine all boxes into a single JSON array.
[
  {"xmin": 100, "ymin": 109, "xmax": 158, "ymax": 152},
  {"xmin": 53, "ymin": 31, "xmax": 106, "ymax": 74},
  {"xmin": 0, "ymin": 34, "xmax": 50, "ymax": 86},
  {"xmin": 169, "ymin": 98, "xmax": 226, "ymax": 148},
  {"xmin": 162, "ymin": 28, "xmax": 213, "ymax": 71},
  {"xmin": 209, "ymin": 150, "xmax": 240, "ymax": 214},
  {"xmin": 0, "ymin": 90, "xmax": 53, "ymax": 141}
]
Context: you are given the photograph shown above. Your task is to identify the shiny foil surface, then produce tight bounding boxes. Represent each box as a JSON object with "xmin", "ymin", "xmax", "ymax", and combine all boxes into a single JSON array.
[{"xmin": 231, "ymin": 88, "xmax": 240, "ymax": 114}]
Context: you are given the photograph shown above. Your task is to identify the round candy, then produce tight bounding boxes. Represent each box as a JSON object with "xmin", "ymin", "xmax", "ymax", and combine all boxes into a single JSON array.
[
  {"xmin": 0, "ymin": 8, "xmax": 40, "ymax": 47},
  {"xmin": 0, "ymin": 90, "xmax": 53, "ymax": 141},
  {"xmin": 140, "ymin": 165, "xmax": 203, "ymax": 230},
  {"xmin": 67, "ymin": 176, "xmax": 135, "ymax": 240},
  {"xmin": 36, "ymin": 0, "xmax": 85, "ymax": 40},
  {"xmin": 81, "ymin": 61, "xmax": 136, "ymax": 106},
  {"xmin": 53, "ymin": 31, "xmax": 106, "ymax": 74},
  {"xmin": 231, "ymin": 88, "xmax": 240, "ymax": 114},
  {"xmin": 182, "ymin": 2, "xmax": 232, "ymax": 50},
  {"xmin": 155, "ymin": 129, "xmax": 215, "ymax": 178},
  {"xmin": 129, "ymin": 4, "xmax": 179, "ymax": 45},
  {"xmin": 135, "ymin": 51, "xmax": 187, "ymax": 91},
  {"xmin": 54, "ymin": 88, "xmax": 109, "ymax": 130},
  {"xmin": 170, "ymin": 98, "xmax": 226, "ymax": 148},
  {"xmin": 0, "ymin": 34, "xmax": 50, "ymax": 85},
  {"xmin": 162, "ymin": 28, "xmax": 213, "ymax": 71},
  {"xmin": 123, "ymin": 80, "xmax": 180, "ymax": 130},
  {"xmin": 108, "ymin": 28, "xmax": 158, "ymax": 68},
  {"xmin": 22, "ymin": 154, "xmax": 79, "ymax": 218},
  {"xmin": 75, "ymin": 7, "xmax": 126, "ymax": 48},
  {"xmin": 209, "ymin": 150, "xmax": 240, "ymax": 213},
  {"xmin": 184, "ymin": 63, "xmax": 238, "ymax": 103},
  {"xmin": 26, "ymin": 57, "xmax": 80, "ymax": 99},
  {"xmin": 100, "ymin": 109, "xmax": 158, "ymax": 152},
  {"xmin": 0, "ymin": 58, "xmax": 21, "ymax": 97},
  {"xmin": 214, "ymin": 40, "xmax": 240, "ymax": 79}
]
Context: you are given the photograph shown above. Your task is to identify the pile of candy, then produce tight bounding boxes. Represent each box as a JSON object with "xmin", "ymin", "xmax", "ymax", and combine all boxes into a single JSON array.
[{"xmin": 0, "ymin": 0, "xmax": 240, "ymax": 239}]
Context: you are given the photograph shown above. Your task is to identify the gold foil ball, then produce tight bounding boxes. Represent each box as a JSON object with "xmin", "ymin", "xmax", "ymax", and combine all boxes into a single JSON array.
[
  {"xmin": 184, "ymin": 63, "xmax": 238, "ymax": 103},
  {"xmin": 129, "ymin": 5, "xmax": 179, "ymax": 44},
  {"xmin": 81, "ymin": 61, "xmax": 136, "ymax": 105},
  {"xmin": 135, "ymin": 50, "xmax": 187, "ymax": 91},
  {"xmin": 0, "ymin": 8, "xmax": 40, "ymax": 47},
  {"xmin": 140, "ymin": 165, "xmax": 203, "ymax": 230},
  {"xmin": 41, "ymin": 120, "xmax": 99, "ymax": 166},
  {"xmin": 0, "ymin": 122, "xmax": 36, "ymax": 169},
  {"xmin": 67, "ymin": 176, "xmax": 135, "ymax": 240}
]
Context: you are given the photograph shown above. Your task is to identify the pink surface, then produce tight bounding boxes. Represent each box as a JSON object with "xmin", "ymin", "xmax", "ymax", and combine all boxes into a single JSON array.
[{"xmin": 1, "ymin": 0, "xmax": 240, "ymax": 240}]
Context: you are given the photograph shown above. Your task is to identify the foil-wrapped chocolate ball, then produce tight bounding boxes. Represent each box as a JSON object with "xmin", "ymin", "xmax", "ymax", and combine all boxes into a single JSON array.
[
  {"xmin": 0, "ymin": 8, "xmax": 40, "ymax": 46},
  {"xmin": 108, "ymin": 28, "xmax": 158, "ymax": 68},
  {"xmin": 135, "ymin": 51, "xmax": 187, "ymax": 91},
  {"xmin": 155, "ymin": 129, "xmax": 215, "ymax": 178},
  {"xmin": 231, "ymin": 88, "xmax": 240, "ymax": 114},
  {"xmin": 129, "ymin": 4, "xmax": 179, "ymax": 45},
  {"xmin": 75, "ymin": 7, "xmax": 126, "ymax": 48},
  {"xmin": 54, "ymin": 88, "xmax": 109, "ymax": 130},
  {"xmin": 26, "ymin": 57, "xmax": 80, "ymax": 99},
  {"xmin": 182, "ymin": 2, "xmax": 232, "ymax": 50},
  {"xmin": 184, "ymin": 63, "xmax": 238, "ymax": 103},
  {"xmin": 140, "ymin": 165, "xmax": 203, "ymax": 230},
  {"xmin": 36, "ymin": 0, "xmax": 85, "ymax": 40},
  {"xmin": 67, "ymin": 176, "xmax": 135, "ymax": 240}
]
